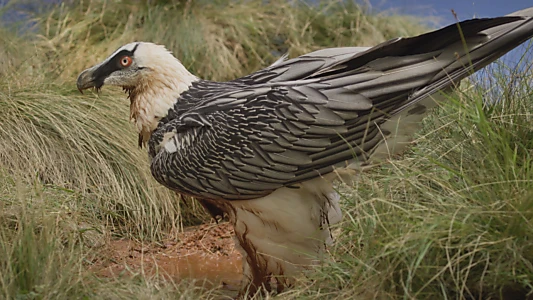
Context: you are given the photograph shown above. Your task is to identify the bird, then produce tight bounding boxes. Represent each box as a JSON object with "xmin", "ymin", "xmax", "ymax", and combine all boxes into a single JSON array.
[{"xmin": 77, "ymin": 7, "xmax": 533, "ymax": 298}]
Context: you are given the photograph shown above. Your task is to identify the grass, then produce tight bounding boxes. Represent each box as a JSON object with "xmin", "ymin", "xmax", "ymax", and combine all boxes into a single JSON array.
[
  {"xmin": 0, "ymin": 172, "xmax": 222, "ymax": 299},
  {"xmin": 2, "ymin": 0, "xmax": 533, "ymax": 299}
]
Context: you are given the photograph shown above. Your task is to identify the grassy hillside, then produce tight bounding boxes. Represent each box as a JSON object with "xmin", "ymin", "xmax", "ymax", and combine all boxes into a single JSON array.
[{"xmin": 2, "ymin": 0, "xmax": 533, "ymax": 299}]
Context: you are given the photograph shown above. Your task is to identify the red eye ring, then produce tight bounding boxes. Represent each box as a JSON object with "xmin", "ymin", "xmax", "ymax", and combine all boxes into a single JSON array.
[{"xmin": 120, "ymin": 56, "xmax": 133, "ymax": 67}]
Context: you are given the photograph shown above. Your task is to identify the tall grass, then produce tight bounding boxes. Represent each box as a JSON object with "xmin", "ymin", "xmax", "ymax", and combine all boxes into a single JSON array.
[
  {"xmin": 0, "ymin": 170, "xmax": 223, "ymax": 299},
  {"xmin": 35, "ymin": 0, "xmax": 427, "ymax": 82},
  {"xmin": 0, "ymin": 84, "xmax": 192, "ymax": 237},
  {"xmin": 4, "ymin": 0, "xmax": 533, "ymax": 299},
  {"xmin": 0, "ymin": 24, "xmax": 193, "ymax": 238},
  {"xmin": 0, "ymin": 169, "xmax": 92, "ymax": 299}
]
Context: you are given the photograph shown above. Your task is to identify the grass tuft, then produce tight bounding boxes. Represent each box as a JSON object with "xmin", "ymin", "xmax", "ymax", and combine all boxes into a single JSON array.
[{"xmin": 4, "ymin": 0, "xmax": 533, "ymax": 299}]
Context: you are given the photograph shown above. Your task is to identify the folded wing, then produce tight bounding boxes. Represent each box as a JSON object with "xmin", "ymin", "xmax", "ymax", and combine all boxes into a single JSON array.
[{"xmin": 149, "ymin": 10, "xmax": 533, "ymax": 200}]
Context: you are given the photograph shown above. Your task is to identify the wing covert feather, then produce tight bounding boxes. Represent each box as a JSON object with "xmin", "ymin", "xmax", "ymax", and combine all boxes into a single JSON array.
[{"xmin": 149, "ymin": 12, "xmax": 533, "ymax": 200}]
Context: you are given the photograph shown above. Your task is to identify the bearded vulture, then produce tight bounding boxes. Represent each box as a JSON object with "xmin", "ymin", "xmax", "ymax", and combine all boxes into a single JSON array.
[{"xmin": 77, "ymin": 7, "xmax": 533, "ymax": 297}]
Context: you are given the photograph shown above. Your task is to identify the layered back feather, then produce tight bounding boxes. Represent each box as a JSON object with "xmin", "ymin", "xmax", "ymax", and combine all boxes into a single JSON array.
[{"xmin": 148, "ymin": 8, "xmax": 533, "ymax": 202}]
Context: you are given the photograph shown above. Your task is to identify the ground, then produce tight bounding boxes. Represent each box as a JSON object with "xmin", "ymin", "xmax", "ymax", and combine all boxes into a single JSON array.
[{"xmin": 90, "ymin": 222, "xmax": 243, "ymax": 290}]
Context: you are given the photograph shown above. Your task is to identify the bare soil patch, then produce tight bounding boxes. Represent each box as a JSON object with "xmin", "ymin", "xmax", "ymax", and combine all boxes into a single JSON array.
[{"xmin": 90, "ymin": 222, "xmax": 243, "ymax": 289}]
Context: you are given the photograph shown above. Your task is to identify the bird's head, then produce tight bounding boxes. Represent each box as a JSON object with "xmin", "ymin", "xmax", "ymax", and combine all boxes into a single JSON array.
[
  {"xmin": 76, "ymin": 42, "xmax": 197, "ymax": 93},
  {"xmin": 76, "ymin": 42, "xmax": 198, "ymax": 146}
]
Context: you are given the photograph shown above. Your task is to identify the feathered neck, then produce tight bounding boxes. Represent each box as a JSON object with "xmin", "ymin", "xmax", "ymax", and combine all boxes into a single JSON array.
[{"xmin": 128, "ymin": 56, "xmax": 198, "ymax": 147}]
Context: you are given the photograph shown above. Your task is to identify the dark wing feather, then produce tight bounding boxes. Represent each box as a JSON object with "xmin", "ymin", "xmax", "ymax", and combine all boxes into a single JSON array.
[{"xmin": 149, "ymin": 10, "xmax": 533, "ymax": 200}]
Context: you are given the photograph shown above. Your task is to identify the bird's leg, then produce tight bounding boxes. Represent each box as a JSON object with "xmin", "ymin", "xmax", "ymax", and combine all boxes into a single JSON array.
[
  {"xmin": 226, "ymin": 176, "xmax": 343, "ymax": 298},
  {"xmin": 234, "ymin": 222, "xmax": 273, "ymax": 298}
]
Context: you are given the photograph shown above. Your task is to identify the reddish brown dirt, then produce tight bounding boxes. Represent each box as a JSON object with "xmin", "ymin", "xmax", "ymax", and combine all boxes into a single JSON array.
[{"xmin": 90, "ymin": 222, "xmax": 243, "ymax": 288}]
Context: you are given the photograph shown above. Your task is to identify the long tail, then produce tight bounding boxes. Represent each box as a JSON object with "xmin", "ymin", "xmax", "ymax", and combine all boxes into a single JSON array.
[
  {"xmin": 324, "ymin": 7, "xmax": 533, "ymax": 171},
  {"xmin": 358, "ymin": 7, "xmax": 533, "ymax": 115}
]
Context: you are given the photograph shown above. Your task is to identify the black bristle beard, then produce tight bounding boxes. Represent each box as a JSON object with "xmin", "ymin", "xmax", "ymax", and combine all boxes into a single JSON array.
[{"xmin": 123, "ymin": 86, "xmax": 136, "ymax": 100}]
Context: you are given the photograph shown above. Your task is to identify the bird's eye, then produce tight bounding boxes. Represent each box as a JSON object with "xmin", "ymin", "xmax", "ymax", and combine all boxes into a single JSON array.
[{"xmin": 120, "ymin": 56, "xmax": 133, "ymax": 67}]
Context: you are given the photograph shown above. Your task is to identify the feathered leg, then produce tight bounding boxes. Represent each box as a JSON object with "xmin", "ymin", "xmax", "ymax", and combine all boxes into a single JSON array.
[{"xmin": 226, "ymin": 175, "xmax": 342, "ymax": 297}]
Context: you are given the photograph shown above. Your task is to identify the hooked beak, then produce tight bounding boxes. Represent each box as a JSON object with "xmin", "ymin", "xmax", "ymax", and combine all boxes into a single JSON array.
[{"xmin": 76, "ymin": 64, "xmax": 101, "ymax": 94}]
